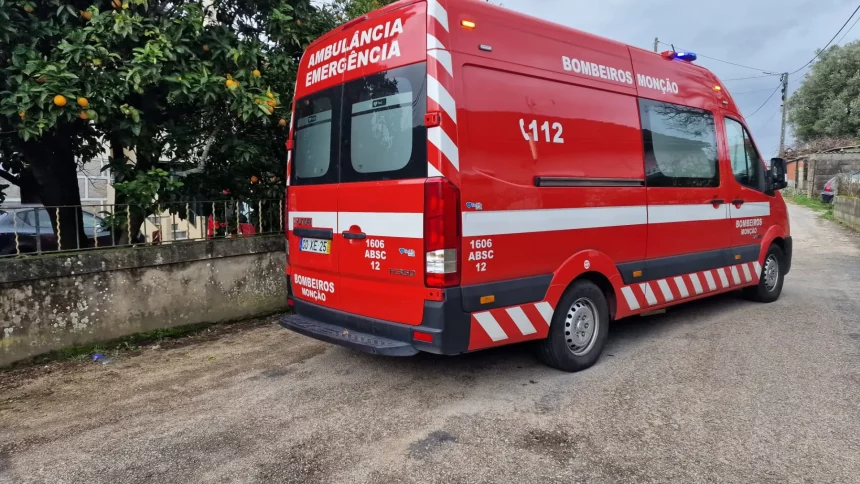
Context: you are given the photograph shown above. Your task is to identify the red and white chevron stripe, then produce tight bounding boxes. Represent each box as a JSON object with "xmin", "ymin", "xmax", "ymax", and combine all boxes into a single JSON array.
[
  {"xmin": 468, "ymin": 301, "xmax": 555, "ymax": 350},
  {"xmin": 619, "ymin": 262, "xmax": 763, "ymax": 312},
  {"xmin": 426, "ymin": 0, "xmax": 460, "ymax": 185}
]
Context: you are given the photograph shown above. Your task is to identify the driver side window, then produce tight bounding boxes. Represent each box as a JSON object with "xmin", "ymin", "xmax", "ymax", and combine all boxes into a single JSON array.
[{"xmin": 724, "ymin": 117, "xmax": 766, "ymax": 192}]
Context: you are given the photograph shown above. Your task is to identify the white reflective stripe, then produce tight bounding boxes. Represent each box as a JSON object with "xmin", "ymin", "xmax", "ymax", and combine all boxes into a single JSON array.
[
  {"xmin": 288, "ymin": 211, "xmax": 337, "ymax": 230},
  {"xmin": 428, "ymin": 49, "xmax": 453, "ymax": 77},
  {"xmin": 730, "ymin": 266, "xmax": 742, "ymax": 285},
  {"xmin": 703, "ymin": 271, "xmax": 717, "ymax": 291},
  {"xmin": 428, "ymin": 126, "xmax": 459, "ymax": 170},
  {"xmin": 621, "ymin": 286, "xmax": 640, "ymax": 310},
  {"xmin": 648, "ymin": 204, "xmax": 728, "ymax": 224},
  {"xmin": 731, "ymin": 201, "xmax": 771, "ymax": 219},
  {"xmin": 639, "ymin": 283, "xmax": 658, "ymax": 306},
  {"xmin": 338, "ymin": 212, "xmax": 423, "ymax": 238},
  {"xmin": 506, "ymin": 307, "xmax": 537, "ymax": 336},
  {"xmin": 427, "ymin": 33, "xmax": 446, "ymax": 50},
  {"xmin": 474, "ymin": 312, "xmax": 507, "ymax": 342},
  {"xmin": 753, "ymin": 261, "xmax": 762, "ymax": 275},
  {"xmin": 462, "ymin": 206, "xmax": 647, "ymax": 237},
  {"xmin": 427, "ymin": 75, "xmax": 457, "ymax": 123},
  {"xmin": 674, "ymin": 276, "xmax": 690, "ymax": 298},
  {"xmin": 428, "ymin": 162, "xmax": 444, "ymax": 178},
  {"xmin": 427, "ymin": 0, "xmax": 449, "ymax": 31},
  {"xmin": 717, "ymin": 268, "xmax": 730, "ymax": 288},
  {"xmin": 534, "ymin": 302, "xmax": 554, "ymax": 325},
  {"xmin": 689, "ymin": 273, "xmax": 704, "ymax": 294},
  {"xmin": 742, "ymin": 263, "xmax": 753, "ymax": 282},
  {"xmin": 657, "ymin": 279, "xmax": 674, "ymax": 302}
]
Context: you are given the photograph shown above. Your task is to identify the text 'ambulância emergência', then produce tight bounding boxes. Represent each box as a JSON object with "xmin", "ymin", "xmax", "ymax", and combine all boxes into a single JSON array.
[{"xmin": 304, "ymin": 18, "xmax": 404, "ymax": 88}]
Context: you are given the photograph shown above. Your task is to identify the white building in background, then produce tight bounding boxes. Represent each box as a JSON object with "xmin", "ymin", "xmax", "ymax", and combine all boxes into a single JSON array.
[{"xmin": 1, "ymin": 156, "xmax": 113, "ymax": 208}]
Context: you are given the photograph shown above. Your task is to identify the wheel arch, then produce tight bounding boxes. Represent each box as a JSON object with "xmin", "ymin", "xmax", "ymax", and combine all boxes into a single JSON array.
[{"xmin": 545, "ymin": 249, "xmax": 626, "ymax": 321}]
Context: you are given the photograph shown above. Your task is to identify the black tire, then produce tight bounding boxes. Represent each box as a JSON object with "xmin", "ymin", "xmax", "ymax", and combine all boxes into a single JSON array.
[
  {"xmin": 536, "ymin": 279, "xmax": 610, "ymax": 372},
  {"xmin": 743, "ymin": 244, "xmax": 785, "ymax": 303}
]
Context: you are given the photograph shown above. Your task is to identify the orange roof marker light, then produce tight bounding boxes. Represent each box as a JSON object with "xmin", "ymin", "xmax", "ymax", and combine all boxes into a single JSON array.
[{"xmin": 461, "ymin": 19, "xmax": 476, "ymax": 29}]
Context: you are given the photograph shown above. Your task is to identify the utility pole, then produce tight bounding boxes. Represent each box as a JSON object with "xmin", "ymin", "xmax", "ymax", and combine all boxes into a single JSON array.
[
  {"xmin": 653, "ymin": 37, "xmax": 659, "ymax": 53},
  {"xmin": 778, "ymin": 72, "xmax": 789, "ymax": 158}
]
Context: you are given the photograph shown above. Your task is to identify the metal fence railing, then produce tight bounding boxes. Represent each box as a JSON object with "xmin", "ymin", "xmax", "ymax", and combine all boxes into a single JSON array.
[{"xmin": 0, "ymin": 199, "xmax": 284, "ymax": 259}]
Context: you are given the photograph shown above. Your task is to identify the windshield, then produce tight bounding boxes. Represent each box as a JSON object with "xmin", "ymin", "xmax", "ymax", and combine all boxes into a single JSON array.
[{"xmin": 291, "ymin": 62, "xmax": 427, "ymax": 185}]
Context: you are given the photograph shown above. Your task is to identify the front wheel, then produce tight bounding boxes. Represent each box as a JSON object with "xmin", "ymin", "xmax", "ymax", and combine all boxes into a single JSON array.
[
  {"xmin": 744, "ymin": 244, "xmax": 785, "ymax": 303},
  {"xmin": 536, "ymin": 280, "xmax": 610, "ymax": 372}
]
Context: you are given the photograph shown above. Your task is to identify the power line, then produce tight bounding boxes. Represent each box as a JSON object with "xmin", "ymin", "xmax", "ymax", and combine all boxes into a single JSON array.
[
  {"xmin": 657, "ymin": 40, "xmax": 777, "ymax": 74},
  {"xmin": 732, "ymin": 87, "xmax": 784, "ymax": 95},
  {"xmin": 745, "ymin": 82, "xmax": 782, "ymax": 118},
  {"xmin": 722, "ymin": 73, "xmax": 782, "ymax": 82},
  {"xmin": 837, "ymin": 11, "xmax": 860, "ymax": 44},
  {"xmin": 790, "ymin": 3, "xmax": 860, "ymax": 74}
]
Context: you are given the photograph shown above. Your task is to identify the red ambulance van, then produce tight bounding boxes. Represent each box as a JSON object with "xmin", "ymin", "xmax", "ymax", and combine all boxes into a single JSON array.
[{"xmin": 280, "ymin": 0, "xmax": 792, "ymax": 372}]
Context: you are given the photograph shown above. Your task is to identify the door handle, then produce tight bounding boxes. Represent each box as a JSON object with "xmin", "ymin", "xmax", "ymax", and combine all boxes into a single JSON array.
[
  {"xmin": 342, "ymin": 231, "xmax": 367, "ymax": 240},
  {"xmin": 732, "ymin": 199, "xmax": 745, "ymax": 206},
  {"xmin": 709, "ymin": 199, "xmax": 725, "ymax": 206}
]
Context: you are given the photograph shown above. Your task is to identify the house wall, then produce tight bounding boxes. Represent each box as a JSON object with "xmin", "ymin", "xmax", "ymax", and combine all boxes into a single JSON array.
[
  {"xmin": 805, "ymin": 154, "xmax": 860, "ymax": 197},
  {"xmin": 0, "ymin": 236, "xmax": 287, "ymax": 366}
]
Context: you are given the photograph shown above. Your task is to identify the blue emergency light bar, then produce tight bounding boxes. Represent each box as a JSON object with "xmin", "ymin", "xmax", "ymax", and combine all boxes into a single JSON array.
[{"xmin": 661, "ymin": 50, "xmax": 697, "ymax": 62}]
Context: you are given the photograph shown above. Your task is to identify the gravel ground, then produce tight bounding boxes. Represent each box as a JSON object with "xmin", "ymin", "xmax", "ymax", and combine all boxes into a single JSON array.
[{"xmin": 1, "ymin": 203, "xmax": 859, "ymax": 484}]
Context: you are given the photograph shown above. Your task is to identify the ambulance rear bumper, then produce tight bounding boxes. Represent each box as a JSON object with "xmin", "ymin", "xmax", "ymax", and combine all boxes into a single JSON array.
[{"xmin": 280, "ymin": 288, "xmax": 472, "ymax": 357}]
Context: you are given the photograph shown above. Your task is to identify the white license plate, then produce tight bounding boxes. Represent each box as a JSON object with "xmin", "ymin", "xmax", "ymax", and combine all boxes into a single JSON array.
[{"xmin": 300, "ymin": 238, "xmax": 331, "ymax": 254}]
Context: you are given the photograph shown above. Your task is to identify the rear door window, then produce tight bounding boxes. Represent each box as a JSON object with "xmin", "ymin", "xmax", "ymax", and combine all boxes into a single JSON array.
[
  {"xmin": 290, "ymin": 62, "xmax": 427, "ymax": 186},
  {"xmin": 342, "ymin": 62, "xmax": 427, "ymax": 182},
  {"xmin": 292, "ymin": 88, "xmax": 339, "ymax": 186}
]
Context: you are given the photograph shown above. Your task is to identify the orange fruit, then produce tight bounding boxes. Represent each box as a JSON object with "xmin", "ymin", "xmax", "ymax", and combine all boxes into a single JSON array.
[
  {"xmin": 252, "ymin": 69, "xmax": 261, "ymax": 78},
  {"xmin": 111, "ymin": 0, "xmax": 121, "ymax": 8},
  {"xmin": 81, "ymin": 10, "xmax": 92, "ymax": 20},
  {"xmin": 266, "ymin": 99, "xmax": 276, "ymax": 107},
  {"xmin": 296, "ymin": 20, "xmax": 302, "ymax": 26},
  {"xmin": 77, "ymin": 97, "xmax": 89, "ymax": 108},
  {"xmin": 267, "ymin": 106, "xmax": 274, "ymax": 114},
  {"xmin": 250, "ymin": 176, "xmax": 259, "ymax": 184},
  {"xmin": 202, "ymin": 45, "xmax": 210, "ymax": 52},
  {"xmin": 79, "ymin": 111, "xmax": 89, "ymax": 120},
  {"xmin": 23, "ymin": 6, "xmax": 33, "ymax": 13},
  {"xmin": 53, "ymin": 95, "xmax": 67, "ymax": 107},
  {"xmin": 254, "ymin": 99, "xmax": 261, "ymax": 104},
  {"xmin": 18, "ymin": 112, "xmax": 25, "ymax": 119},
  {"xmin": 267, "ymin": 92, "xmax": 274, "ymax": 99},
  {"xmin": 225, "ymin": 79, "xmax": 235, "ymax": 88},
  {"xmin": 278, "ymin": 118, "xmax": 287, "ymax": 127}
]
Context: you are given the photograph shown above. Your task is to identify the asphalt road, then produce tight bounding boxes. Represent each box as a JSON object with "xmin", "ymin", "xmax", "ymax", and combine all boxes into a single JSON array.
[{"xmin": 2, "ymin": 203, "xmax": 859, "ymax": 484}]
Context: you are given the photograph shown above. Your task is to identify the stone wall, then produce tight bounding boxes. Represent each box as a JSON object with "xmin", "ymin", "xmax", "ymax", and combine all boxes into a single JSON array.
[
  {"xmin": 805, "ymin": 153, "xmax": 860, "ymax": 197},
  {"xmin": 834, "ymin": 196, "xmax": 860, "ymax": 232},
  {"xmin": 0, "ymin": 236, "xmax": 287, "ymax": 365}
]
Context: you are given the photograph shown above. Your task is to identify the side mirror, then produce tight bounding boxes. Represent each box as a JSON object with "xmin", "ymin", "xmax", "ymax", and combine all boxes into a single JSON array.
[{"xmin": 770, "ymin": 157, "xmax": 788, "ymax": 191}]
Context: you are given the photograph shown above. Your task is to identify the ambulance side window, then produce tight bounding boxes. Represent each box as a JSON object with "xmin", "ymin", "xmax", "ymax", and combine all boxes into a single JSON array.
[
  {"xmin": 639, "ymin": 99, "xmax": 720, "ymax": 188},
  {"xmin": 724, "ymin": 117, "xmax": 767, "ymax": 192}
]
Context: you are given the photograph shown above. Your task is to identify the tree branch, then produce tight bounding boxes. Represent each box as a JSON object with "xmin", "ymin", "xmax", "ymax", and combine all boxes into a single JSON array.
[{"xmin": 174, "ymin": 128, "xmax": 218, "ymax": 177}]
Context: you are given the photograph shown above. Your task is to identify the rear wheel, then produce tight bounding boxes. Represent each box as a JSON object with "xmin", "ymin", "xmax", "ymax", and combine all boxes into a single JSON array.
[
  {"xmin": 536, "ymin": 280, "xmax": 609, "ymax": 372},
  {"xmin": 743, "ymin": 244, "xmax": 785, "ymax": 303}
]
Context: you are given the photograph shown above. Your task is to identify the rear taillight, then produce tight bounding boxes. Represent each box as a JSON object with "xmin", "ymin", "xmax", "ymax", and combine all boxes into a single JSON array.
[{"xmin": 424, "ymin": 178, "xmax": 461, "ymax": 287}]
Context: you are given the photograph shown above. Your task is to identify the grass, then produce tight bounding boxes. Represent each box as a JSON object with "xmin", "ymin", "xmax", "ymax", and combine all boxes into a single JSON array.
[{"xmin": 786, "ymin": 192, "xmax": 834, "ymax": 220}]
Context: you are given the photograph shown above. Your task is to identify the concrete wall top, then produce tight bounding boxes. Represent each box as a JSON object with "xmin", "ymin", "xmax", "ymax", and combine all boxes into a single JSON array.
[{"xmin": 0, "ymin": 236, "xmax": 286, "ymax": 285}]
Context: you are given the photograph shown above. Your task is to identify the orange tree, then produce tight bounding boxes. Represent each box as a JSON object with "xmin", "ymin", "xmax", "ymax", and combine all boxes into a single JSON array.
[{"xmin": 0, "ymin": 0, "xmax": 343, "ymax": 247}]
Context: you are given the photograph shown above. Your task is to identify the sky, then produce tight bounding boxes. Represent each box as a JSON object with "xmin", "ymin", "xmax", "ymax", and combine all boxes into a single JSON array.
[{"xmin": 491, "ymin": 0, "xmax": 860, "ymax": 158}]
